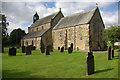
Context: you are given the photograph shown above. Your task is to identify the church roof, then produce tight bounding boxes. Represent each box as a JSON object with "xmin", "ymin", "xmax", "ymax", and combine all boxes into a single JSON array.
[
  {"xmin": 22, "ymin": 29, "xmax": 49, "ymax": 39},
  {"xmin": 53, "ymin": 7, "xmax": 97, "ymax": 30},
  {"xmin": 30, "ymin": 11, "xmax": 60, "ymax": 28}
]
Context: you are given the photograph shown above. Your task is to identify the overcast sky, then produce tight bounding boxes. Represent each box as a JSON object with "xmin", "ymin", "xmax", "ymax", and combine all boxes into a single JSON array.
[{"xmin": 1, "ymin": 0, "xmax": 119, "ymax": 34}]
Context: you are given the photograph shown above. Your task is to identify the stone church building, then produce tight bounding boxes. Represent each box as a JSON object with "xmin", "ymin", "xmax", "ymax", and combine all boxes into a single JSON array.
[{"xmin": 21, "ymin": 6, "xmax": 106, "ymax": 52}]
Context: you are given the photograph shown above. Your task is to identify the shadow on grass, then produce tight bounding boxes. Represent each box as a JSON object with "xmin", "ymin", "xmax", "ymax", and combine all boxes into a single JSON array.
[
  {"xmin": 95, "ymin": 68, "xmax": 114, "ymax": 74},
  {"xmin": 2, "ymin": 70, "xmax": 45, "ymax": 79}
]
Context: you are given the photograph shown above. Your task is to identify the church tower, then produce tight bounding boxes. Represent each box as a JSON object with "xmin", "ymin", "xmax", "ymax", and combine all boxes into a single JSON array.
[{"xmin": 33, "ymin": 12, "xmax": 39, "ymax": 23}]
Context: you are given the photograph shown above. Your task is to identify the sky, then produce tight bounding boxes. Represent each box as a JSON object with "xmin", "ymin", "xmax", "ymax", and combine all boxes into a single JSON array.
[{"xmin": 1, "ymin": 0, "xmax": 119, "ymax": 34}]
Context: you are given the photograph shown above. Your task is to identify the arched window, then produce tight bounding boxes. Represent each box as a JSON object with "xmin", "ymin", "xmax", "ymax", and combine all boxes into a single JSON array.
[
  {"xmin": 36, "ymin": 28, "xmax": 38, "ymax": 31},
  {"xmin": 80, "ymin": 28, "xmax": 82, "ymax": 40},
  {"xmin": 42, "ymin": 26, "xmax": 44, "ymax": 30}
]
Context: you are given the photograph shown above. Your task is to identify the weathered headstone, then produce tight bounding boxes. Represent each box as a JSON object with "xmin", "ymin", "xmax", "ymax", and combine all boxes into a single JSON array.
[
  {"xmin": 111, "ymin": 48, "xmax": 114, "ymax": 58},
  {"xmin": 107, "ymin": 46, "xmax": 111, "ymax": 60},
  {"xmin": 9, "ymin": 47, "xmax": 16, "ymax": 56},
  {"xmin": 33, "ymin": 46, "xmax": 36, "ymax": 50},
  {"xmin": 70, "ymin": 43, "xmax": 73, "ymax": 51},
  {"xmin": 86, "ymin": 52, "xmax": 94, "ymax": 75},
  {"xmin": 30, "ymin": 45, "xmax": 33, "ymax": 50},
  {"xmin": 22, "ymin": 46, "xmax": 26, "ymax": 53},
  {"xmin": 46, "ymin": 46, "xmax": 50, "ymax": 55},
  {"xmin": 40, "ymin": 40, "xmax": 45, "ymax": 53},
  {"xmin": 68, "ymin": 47, "xmax": 72, "ymax": 54},
  {"xmin": 26, "ymin": 46, "xmax": 31, "ymax": 55},
  {"xmin": 58, "ymin": 47, "xmax": 60, "ymax": 50},
  {"xmin": 61, "ymin": 47, "xmax": 64, "ymax": 52}
]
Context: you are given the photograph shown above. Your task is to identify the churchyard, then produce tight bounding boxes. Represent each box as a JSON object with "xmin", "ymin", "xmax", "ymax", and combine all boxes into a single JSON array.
[{"xmin": 2, "ymin": 46, "xmax": 119, "ymax": 78}]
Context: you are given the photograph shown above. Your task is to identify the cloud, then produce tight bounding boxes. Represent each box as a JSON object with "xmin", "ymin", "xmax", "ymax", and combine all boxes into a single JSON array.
[{"xmin": 1, "ymin": 2, "xmax": 118, "ymax": 34}]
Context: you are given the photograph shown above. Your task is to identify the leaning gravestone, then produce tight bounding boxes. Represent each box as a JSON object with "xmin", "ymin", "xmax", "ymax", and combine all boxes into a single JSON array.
[
  {"xmin": 107, "ymin": 46, "xmax": 111, "ymax": 60},
  {"xmin": 26, "ymin": 46, "xmax": 31, "ymax": 55},
  {"xmin": 46, "ymin": 46, "xmax": 50, "ymax": 55},
  {"xmin": 86, "ymin": 52, "xmax": 94, "ymax": 75},
  {"xmin": 9, "ymin": 47, "xmax": 16, "ymax": 56},
  {"xmin": 58, "ymin": 47, "xmax": 60, "ymax": 50},
  {"xmin": 22, "ymin": 46, "xmax": 26, "ymax": 53},
  {"xmin": 61, "ymin": 47, "xmax": 64, "ymax": 52},
  {"xmin": 111, "ymin": 48, "xmax": 114, "ymax": 58},
  {"xmin": 68, "ymin": 47, "xmax": 72, "ymax": 54}
]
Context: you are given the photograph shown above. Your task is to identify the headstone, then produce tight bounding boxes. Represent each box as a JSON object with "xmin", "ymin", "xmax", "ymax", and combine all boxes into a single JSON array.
[
  {"xmin": 22, "ymin": 46, "xmax": 26, "ymax": 53},
  {"xmin": 86, "ymin": 52, "xmax": 94, "ymax": 75},
  {"xmin": 58, "ymin": 47, "xmax": 60, "ymax": 50},
  {"xmin": 46, "ymin": 46, "xmax": 50, "ymax": 55},
  {"xmin": 61, "ymin": 47, "xmax": 64, "ymax": 52},
  {"xmin": 33, "ymin": 46, "xmax": 36, "ymax": 50},
  {"xmin": 107, "ymin": 46, "xmax": 111, "ymax": 60},
  {"xmin": 26, "ymin": 46, "xmax": 31, "ymax": 55},
  {"xmin": 111, "ymin": 48, "xmax": 114, "ymax": 58},
  {"xmin": 30, "ymin": 45, "xmax": 33, "ymax": 50},
  {"xmin": 68, "ymin": 47, "xmax": 72, "ymax": 54},
  {"xmin": 9, "ymin": 47, "xmax": 16, "ymax": 56},
  {"xmin": 70, "ymin": 43, "xmax": 73, "ymax": 51}
]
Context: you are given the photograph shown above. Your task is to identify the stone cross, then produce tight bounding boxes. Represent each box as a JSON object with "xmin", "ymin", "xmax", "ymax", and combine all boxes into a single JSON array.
[
  {"xmin": 9, "ymin": 47, "xmax": 16, "ymax": 56},
  {"xmin": 26, "ymin": 46, "xmax": 31, "ymax": 55},
  {"xmin": 107, "ymin": 46, "xmax": 111, "ymax": 60},
  {"xmin": 86, "ymin": 52, "xmax": 94, "ymax": 75},
  {"xmin": 22, "ymin": 46, "xmax": 26, "ymax": 53}
]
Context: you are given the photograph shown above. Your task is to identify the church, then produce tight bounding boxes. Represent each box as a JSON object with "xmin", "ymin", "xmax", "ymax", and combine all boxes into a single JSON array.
[{"xmin": 21, "ymin": 5, "xmax": 106, "ymax": 52}]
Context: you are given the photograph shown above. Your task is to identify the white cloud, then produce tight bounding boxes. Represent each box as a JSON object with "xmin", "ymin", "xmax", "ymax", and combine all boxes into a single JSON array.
[{"xmin": 2, "ymin": 2, "xmax": 118, "ymax": 34}]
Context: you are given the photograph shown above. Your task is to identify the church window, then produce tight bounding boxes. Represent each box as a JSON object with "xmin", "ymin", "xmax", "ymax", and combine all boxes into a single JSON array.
[
  {"xmin": 42, "ymin": 26, "xmax": 44, "ymax": 30},
  {"xmin": 80, "ymin": 28, "xmax": 82, "ymax": 40},
  {"xmin": 36, "ymin": 28, "xmax": 38, "ymax": 31}
]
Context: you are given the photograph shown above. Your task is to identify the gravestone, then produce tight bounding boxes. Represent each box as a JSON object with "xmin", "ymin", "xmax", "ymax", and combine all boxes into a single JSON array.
[
  {"xmin": 46, "ymin": 46, "xmax": 50, "ymax": 55},
  {"xmin": 26, "ymin": 46, "xmax": 31, "ymax": 55},
  {"xmin": 22, "ymin": 46, "xmax": 26, "ymax": 53},
  {"xmin": 68, "ymin": 47, "xmax": 72, "ymax": 54},
  {"xmin": 61, "ymin": 47, "xmax": 64, "ymax": 52},
  {"xmin": 9, "ymin": 47, "xmax": 16, "ymax": 56},
  {"xmin": 30, "ymin": 45, "xmax": 33, "ymax": 50},
  {"xmin": 70, "ymin": 43, "xmax": 73, "ymax": 51},
  {"xmin": 111, "ymin": 48, "xmax": 114, "ymax": 58},
  {"xmin": 107, "ymin": 46, "xmax": 111, "ymax": 60},
  {"xmin": 33, "ymin": 46, "xmax": 36, "ymax": 50},
  {"xmin": 58, "ymin": 47, "xmax": 60, "ymax": 50},
  {"xmin": 86, "ymin": 52, "xmax": 94, "ymax": 75}
]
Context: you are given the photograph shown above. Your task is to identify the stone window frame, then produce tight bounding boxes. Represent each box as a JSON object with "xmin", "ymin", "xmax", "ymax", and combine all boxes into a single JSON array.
[
  {"xmin": 42, "ymin": 26, "xmax": 44, "ymax": 30},
  {"xmin": 80, "ymin": 28, "xmax": 82, "ymax": 40}
]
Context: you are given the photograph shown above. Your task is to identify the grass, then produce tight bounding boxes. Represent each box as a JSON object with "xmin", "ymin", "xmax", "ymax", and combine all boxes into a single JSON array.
[{"xmin": 2, "ymin": 47, "xmax": 119, "ymax": 78}]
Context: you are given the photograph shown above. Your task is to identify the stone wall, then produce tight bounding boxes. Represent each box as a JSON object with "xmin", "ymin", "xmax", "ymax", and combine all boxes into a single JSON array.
[
  {"xmin": 52, "ymin": 24, "xmax": 89, "ymax": 51},
  {"xmin": 28, "ymin": 23, "xmax": 51, "ymax": 33},
  {"xmin": 89, "ymin": 8, "xmax": 106, "ymax": 51}
]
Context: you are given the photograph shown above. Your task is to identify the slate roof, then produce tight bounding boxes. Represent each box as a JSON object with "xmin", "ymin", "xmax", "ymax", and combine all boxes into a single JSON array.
[
  {"xmin": 30, "ymin": 11, "xmax": 60, "ymax": 28},
  {"xmin": 53, "ymin": 7, "xmax": 97, "ymax": 30},
  {"xmin": 22, "ymin": 29, "xmax": 49, "ymax": 39}
]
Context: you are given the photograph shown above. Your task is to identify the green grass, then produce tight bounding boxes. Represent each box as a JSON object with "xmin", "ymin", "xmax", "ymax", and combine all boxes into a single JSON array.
[{"xmin": 2, "ymin": 48, "xmax": 119, "ymax": 78}]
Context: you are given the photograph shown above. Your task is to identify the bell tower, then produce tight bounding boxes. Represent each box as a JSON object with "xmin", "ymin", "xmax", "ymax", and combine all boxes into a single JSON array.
[{"xmin": 33, "ymin": 12, "xmax": 39, "ymax": 23}]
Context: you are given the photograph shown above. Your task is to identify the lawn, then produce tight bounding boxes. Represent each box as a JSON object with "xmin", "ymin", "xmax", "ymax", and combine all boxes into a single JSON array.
[{"xmin": 2, "ymin": 47, "xmax": 119, "ymax": 78}]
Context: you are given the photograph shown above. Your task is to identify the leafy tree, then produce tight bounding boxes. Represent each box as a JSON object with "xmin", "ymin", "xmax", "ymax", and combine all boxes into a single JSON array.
[
  {"xmin": 9, "ymin": 28, "xmax": 26, "ymax": 47},
  {"xmin": 104, "ymin": 25, "xmax": 119, "ymax": 48}
]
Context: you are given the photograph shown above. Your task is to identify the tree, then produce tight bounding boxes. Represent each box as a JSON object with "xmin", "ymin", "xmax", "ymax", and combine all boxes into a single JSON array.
[
  {"xmin": 9, "ymin": 28, "xmax": 26, "ymax": 47},
  {"xmin": 104, "ymin": 25, "xmax": 119, "ymax": 48}
]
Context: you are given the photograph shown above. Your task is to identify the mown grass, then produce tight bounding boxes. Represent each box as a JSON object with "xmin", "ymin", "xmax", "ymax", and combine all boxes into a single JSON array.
[{"xmin": 2, "ymin": 47, "xmax": 119, "ymax": 78}]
